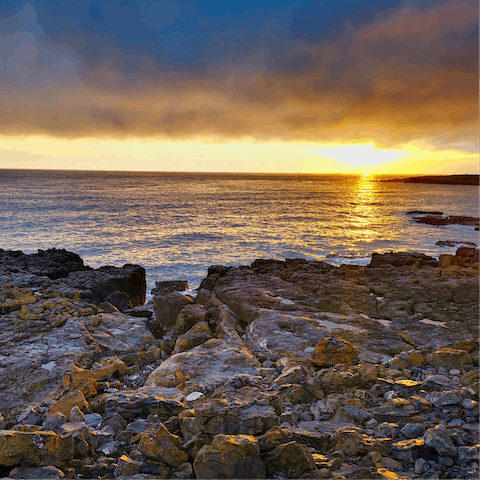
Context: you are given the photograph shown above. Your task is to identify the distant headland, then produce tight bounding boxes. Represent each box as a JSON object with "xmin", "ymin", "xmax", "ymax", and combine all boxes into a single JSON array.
[{"xmin": 380, "ymin": 174, "xmax": 479, "ymax": 185}]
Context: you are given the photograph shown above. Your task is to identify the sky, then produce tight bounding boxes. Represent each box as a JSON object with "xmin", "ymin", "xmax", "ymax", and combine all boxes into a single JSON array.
[{"xmin": 0, "ymin": 0, "xmax": 478, "ymax": 174}]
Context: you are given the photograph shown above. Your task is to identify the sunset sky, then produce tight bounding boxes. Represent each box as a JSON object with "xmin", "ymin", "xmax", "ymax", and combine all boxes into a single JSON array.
[{"xmin": 0, "ymin": 0, "xmax": 478, "ymax": 174}]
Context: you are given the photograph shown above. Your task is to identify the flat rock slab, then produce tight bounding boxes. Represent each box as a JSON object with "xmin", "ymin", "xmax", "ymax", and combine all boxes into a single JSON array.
[
  {"xmin": 0, "ymin": 306, "xmax": 154, "ymax": 416},
  {"xmin": 145, "ymin": 339, "xmax": 261, "ymax": 392},
  {"xmin": 205, "ymin": 258, "xmax": 478, "ymax": 360}
]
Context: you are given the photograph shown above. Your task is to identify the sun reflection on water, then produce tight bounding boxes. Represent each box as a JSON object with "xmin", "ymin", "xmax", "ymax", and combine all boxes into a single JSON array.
[{"xmin": 348, "ymin": 175, "xmax": 381, "ymax": 243}]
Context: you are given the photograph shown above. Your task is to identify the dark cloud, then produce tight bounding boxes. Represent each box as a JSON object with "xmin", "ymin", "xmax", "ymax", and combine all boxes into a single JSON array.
[{"xmin": 0, "ymin": 0, "xmax": 477, "ymax": 150}]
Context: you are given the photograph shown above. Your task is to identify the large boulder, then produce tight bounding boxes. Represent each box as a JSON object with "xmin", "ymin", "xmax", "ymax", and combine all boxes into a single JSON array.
[{"xmin": 145, "ymin": 339, "xmax": 261, "ymax": 392}]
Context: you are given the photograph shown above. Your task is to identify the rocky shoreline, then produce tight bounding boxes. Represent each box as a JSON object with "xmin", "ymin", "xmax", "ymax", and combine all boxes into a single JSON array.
[
  {"xmin": 380, "ymin": 176, "xmax": 479, "ymax": 186},
  {"xmin": 0, "ymin": 248, "xmax": 478, "ymax": 480}
]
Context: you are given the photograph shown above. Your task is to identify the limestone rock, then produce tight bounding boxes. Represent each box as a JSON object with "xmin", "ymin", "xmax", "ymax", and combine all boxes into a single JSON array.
[
  {"xmin": 310, "ymin": 336, "xmax": 359, "ymax": 367},
  {"xmin": 151, "ymin": 292, "xmax": 193, "ymax": 337},
  {"xmin": 263, "ymin": 440, "xmax": 316, "ymax": 478},
  {"xmin": 173, "ymin": 321, "xmax": 212, "ymax": 353},
  {"xmin": 48, "ymin": 390, "xmax": 90, "ymax": 418},
  {"xmin": 423, "ymin": 425, "xmax": 457, "ymax": 457},
  {"xmin": 175, "ymin": 304, "xmax": 207, "ymax": 335},
  {"xmin": 113, "ymin": 454, "xmax": 142, "ymax": 477},
  {"xmin": 193, "ymin": 434, "xmax": 266, "ymax": 479},
  {"xmin": 427, "ymin": 348, "xmax": 472, "ymax": 370},
  {"xmin": 0, "ymin": 430, "xmax": 73, "ymax": 467},
  {"xmin": 145, "ymin": 339, "xmax": 261, "ymax": 391},
  {"xmin": 137, "ymin": 424, "xmax": 188, "ymax": 468},
  {"xmin": 369, "ymin": 252, "xmax": 438, "ymax": 268},
  {"xmin": 8, "ymin": 466, "xmax": 66, "ymax": 479}
]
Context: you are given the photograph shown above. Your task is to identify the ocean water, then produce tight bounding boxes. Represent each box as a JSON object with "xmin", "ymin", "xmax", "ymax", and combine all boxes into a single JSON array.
[{"xmin": 0, "ymin": 170, "xmax": 478, "ymax": 297}]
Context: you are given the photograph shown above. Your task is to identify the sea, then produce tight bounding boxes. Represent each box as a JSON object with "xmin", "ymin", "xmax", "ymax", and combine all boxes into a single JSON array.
[{"xmin": 0, "ymin": 170, "xmax": 478, "ymax": 299}]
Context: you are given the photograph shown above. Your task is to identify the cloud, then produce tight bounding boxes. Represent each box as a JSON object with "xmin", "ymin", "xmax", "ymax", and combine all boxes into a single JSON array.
[{"xmin": 0, "ymin": 0, "xmax": 476, "ymax": 152}]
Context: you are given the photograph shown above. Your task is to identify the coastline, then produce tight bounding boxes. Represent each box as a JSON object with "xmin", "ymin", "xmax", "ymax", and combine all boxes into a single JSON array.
[
  {"xmin": 380, "ymin": 175, "xmax": 479, "ymax": 186},
  {"xmin": 0, "ymin": 247, "xmax": 478, "ymax": 479}
]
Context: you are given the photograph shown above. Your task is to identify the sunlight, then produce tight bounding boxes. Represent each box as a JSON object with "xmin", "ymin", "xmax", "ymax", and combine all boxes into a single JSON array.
[{"xmin": 315, "ymin": 143, "xmax": 409, "ymax": 169}]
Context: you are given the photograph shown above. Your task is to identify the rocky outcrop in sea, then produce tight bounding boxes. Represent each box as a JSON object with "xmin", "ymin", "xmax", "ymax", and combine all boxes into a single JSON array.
[{"xmin": 0, "ymin": 247, "xmax": 478, "ymax": 479}]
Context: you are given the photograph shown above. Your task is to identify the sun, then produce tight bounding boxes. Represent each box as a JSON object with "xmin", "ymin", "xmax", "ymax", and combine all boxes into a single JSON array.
[{"xmin": 362, "ymin": 172, "xmax": 373, "ymax": 178}]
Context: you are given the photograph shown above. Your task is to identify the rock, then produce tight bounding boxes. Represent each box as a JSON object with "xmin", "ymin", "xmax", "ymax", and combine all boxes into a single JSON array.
[
  {"xmin": 104, "ymin": 391, "xmax": 184, "ymax": 421},
  {"xmin": 151, "ymin": 292, "xmax": 194, "ymax": 337},
  {"xmin": 48, "ymin": 390, "xmax": 90, "ymax": 418},
  {"xmin": 16, "ymin": 406, "xmax": 42, "ymax": 425},
  {"xmin": 334, "ymin": 429, "xmax": 387, "ymax": 456},
  {"xmin": 0, "ymin": 430, "xmax": 73, "ymax": 467},
  {"xmin": 0, "ymin": 248, "xmax": 89, "ymax": 280},
  {"xmin": 173, "ymin": 321, "xmax": 212, "ymax": 353},
  {"xmin": 376, "ymin": 467, "xmax": 411, "ymax": 479},
  {"xmin": 263, "ymin": 440, "xmax": 316, "ymax": 478},
  {"xmin": 424, "ymin": 425, "xmax": 457, "ymax": 457},
  {"xmin": 175, "ymin": 304, "xmax": 207, "ymax": 335},
  {"xmin": 427, "ymin": 348, "xmax": 472, "ymax": 370},
  {"xmin": 103, "ymin": 290, "xmax": 132, "ymax": 312},
  {"xmin": 8, "ymin": 466, "xmax": 66, "ymax": 479},
  {"xmin": 152, "ymin": 280, "xmax": 189, "ymax": 296},
  {"xmin": 193, "ymin": 434, "xmax": 266, "ymax": 479},
  {"xmin": 59, "ymin": 421, "xmax": 97, "ymax": 458},
  {"xmin": 425, "ymin": 391, "xmax": 461, "ymax": 407},
  {"xmin": 65, "ymin": 264, "xmax": 146, "ymax": 305},
  {"xmin": 145, "ymin": 339, "xmax": 261, "ymax": 392},
  {"xmin": 0, "ymin": 304, "xmax": 153, "ymax": 416},
  {"xmin": 310, "ymin": 336, "xmax": 359, "ymax": 367},
  {"xmin": 183, "ymin": 385, "xmax": 280, "ymax": 438},
  {"xmin": 400, "ymin": 423, "xmax": 424, "ymax": 439},
  {"xmin": 369, "ymin": 252, "xmax": 438, "ymax": 268},
  {"xmin": 113, "ymin": 454, "xmax": 142, "ymax": 477},
  {"xmin": 458, "ymin": 445, "xmax": 480, "ymax": 466},
  {"xmin": 137, "ymin": 424, "xmax": 188, "ymax": 468}
]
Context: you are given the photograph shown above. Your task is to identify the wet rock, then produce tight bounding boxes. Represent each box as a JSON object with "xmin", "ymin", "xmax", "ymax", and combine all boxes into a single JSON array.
[
  {"xmin": 152, "ymin": 280, "xmax": 189, "ymax": 296},
  {"xmin": 310, "ymin": 336, "xmax": 359, "ymax": 367},
  {"xmin": 0, "ymin": 248, "xmax": 88, "ymax": 280},
  {"xmin": 193, "ymin": 434, "xmax": 266, "ymax": 479}
]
